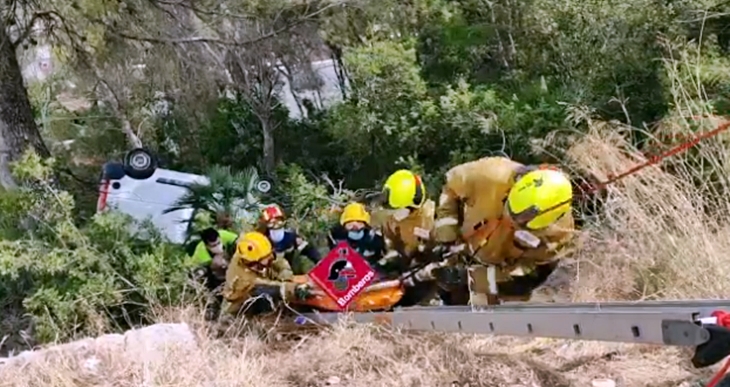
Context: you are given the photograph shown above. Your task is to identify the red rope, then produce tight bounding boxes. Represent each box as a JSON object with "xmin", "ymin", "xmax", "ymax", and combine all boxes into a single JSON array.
[
  {"xmin": 707, "ymin": 359, "xmax": 730, "ymax": 387},
  {"xmin": 578, "ymin": 120, "xmax": 730, "ymax": 196}
]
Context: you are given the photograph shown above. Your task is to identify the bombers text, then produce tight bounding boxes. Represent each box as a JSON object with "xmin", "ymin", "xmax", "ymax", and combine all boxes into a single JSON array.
[{"xmin": 336, "ymin": 270, "xmax": 376, "ymax": 307}]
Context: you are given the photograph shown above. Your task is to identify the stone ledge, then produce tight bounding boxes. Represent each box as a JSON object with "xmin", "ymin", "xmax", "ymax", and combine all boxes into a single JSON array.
[{"xmin": 0, "ymin": 323, "xmax": 198, "ymax": 369}]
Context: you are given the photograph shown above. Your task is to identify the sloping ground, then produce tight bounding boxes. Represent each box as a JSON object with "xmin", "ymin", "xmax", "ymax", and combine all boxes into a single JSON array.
[
  {"xmin": 2, "ymin": 255, "xmax": 718, "ymax": 385},
  {"xmin": 0, "ymin": 276, "xmax": 721, "ymax": 387},
  {"xmin": 0, "ymin": 250, "xmax": 719, "ymax": 387},
  {"xmin": 0, "ymin": 315, "xmax": 717, "ymax": 387}
]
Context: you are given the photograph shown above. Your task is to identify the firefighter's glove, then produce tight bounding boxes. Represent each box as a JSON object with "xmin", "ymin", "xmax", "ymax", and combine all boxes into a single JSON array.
[
  {"xmin": 433, "ymin": 266, "xmax": 468, "ymax": 287},
  {"xmin": 192, "ymin": 267, "xmax": 207, "ymax": 281},
  {"xmin": 430, "ymin": 245, "xmax": 447, "ymax": 259},
  {"xmin": 294, "ymin": 284, "xmax": 314, "ymax": 300},
  {"xmin": 401, "ymin": 274, "xmax": 419, "ymax": 287},
  {"xmin": 401, "ymin": 262, "xmax": 439, "ymax": 286},
  {"xmin": 447, "ymin": 243, "xmax": 466, "ymax": 255},
  {"xmin": 433, "ymin": 243, "xmax": 466, "ymax": 258}
]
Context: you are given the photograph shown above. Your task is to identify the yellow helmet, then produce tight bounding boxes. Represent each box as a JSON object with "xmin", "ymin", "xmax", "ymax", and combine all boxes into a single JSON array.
[
  {"xmin": 382, "ymin": 170, "xmax": 426, "ymax": 209},
  {"xmin": 507, "ymin": 169, "xmax": 573, "ymax": 230},
  {"xmin": 235, "ymin": 231, "xmax": 274, "ymax": 262},
  {"xmin": 340, "ymin": 202, "xmax": 371, "ymax": 225}
]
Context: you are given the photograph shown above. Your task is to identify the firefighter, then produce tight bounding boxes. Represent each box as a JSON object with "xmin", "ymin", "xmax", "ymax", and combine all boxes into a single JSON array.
[
  {"xmin": 376, "ymin": 169, "xmax": 446, "ymax": 306},
  {"xmin": 192, "ymin": 228, "xmax": 239, "ymax": 277},
  {"xmin": 258, "ymin": 204, "xmax": 322, "ymax": 274},
  {"xmin": 221, "ymin": 231, "xmax": 314, "ymax": 316},
  {"xmin": 327, "ymin": 202, "xmax": 387, "ymax": 275},
  {"xmin": 190, "ymin": 227, "xmax": 239, "ymax": 320},
  {"xmin": 430, "ymin": 156, "xmax": 576, "ymax": 306}
]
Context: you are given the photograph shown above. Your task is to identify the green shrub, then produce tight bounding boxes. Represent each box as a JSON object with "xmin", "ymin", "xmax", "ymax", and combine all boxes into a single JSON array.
[
  {"xmin": 0, "ymin": 151, "xmax": 192, "ymax": 343},
  {"xmin": 271, "ymin": 164, "xmax": 355, "ymax": 250}
]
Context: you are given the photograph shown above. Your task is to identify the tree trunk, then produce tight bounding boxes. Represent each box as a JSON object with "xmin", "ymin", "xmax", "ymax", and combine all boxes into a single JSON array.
[
  {"xmin": 261, "ymin": 117, "xmax": 276, "ymax": 175},
  {"xmin": 326, "ymin": 42, "xmax": 348, "ymax": 100},
  {"xmin": 89, "ymin": 66, "xmax": 143, "ymax": 148},
  {"xmin": 0, "ymin": 21, "xmax": 51, "ymax": 188}
]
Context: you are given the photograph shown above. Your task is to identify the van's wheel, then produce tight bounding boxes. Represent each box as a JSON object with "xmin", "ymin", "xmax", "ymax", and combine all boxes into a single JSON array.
[
  {"xmin": 123, "ymin": 148, "xmax": 158, "ymax": 180},
  {"xmin": 255, "ymin": 179, "xmax": 272, "ymax": 194}
]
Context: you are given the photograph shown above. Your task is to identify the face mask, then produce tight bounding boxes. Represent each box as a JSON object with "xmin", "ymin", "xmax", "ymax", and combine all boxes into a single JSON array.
[
  {"xmin": 207, "ymin": 241, "xmax": 223, "ymax": 255},
  {"xmin": 348, "ymin": 230, "xmax": 364, "ymax": 240},
  {"xmin": 269, "ymin": 228, "xmax": 285, "ymax": 243},
  {"xmin": 392, "ymin": 208, "xmax": 411, "ymax": 221}
]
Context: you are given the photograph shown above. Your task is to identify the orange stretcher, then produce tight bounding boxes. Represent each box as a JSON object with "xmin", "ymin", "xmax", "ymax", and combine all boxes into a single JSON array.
[{"xmin": 289, "ymin": 275, "xmax": 405, "ymax": 312}]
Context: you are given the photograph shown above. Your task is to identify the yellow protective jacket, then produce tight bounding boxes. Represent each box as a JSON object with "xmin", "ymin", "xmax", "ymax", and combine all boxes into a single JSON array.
[
  {"xmin": 221, "ymin": 252, "xmax": 297, "ymax": 315},
  {"xmin": 375, "ymin": 199, "xmax": 437, "ymax": 270},
  {"xmin": 434, "ymin": 156, "xmax": 575, "ymax": 274}
]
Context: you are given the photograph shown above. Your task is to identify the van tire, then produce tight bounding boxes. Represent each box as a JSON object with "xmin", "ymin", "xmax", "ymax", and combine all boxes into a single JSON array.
[
  {"xmin": 123, "ymin": 148, "xmax": 158, "ymax": 180},
  {"xmin": 256, "ymin": 179, "xmax": 272, "ymax": 193}
]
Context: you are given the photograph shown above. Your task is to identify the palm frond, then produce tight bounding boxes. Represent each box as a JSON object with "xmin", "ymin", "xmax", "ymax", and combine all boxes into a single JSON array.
[{"xmin": 163, "ymin": 165, "xmax": 268, "ymax": 239}]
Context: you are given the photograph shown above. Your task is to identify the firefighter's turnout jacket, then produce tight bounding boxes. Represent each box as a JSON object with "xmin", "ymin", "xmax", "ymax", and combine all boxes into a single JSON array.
[
  {"xmin": 433, "ymin": 156, "xmax": 575, "ymax": 301},
  {"xmin": 221, "ymin": 254, "xmax": 297, "ymax": 315},
  {"xmin": 376, "ymin": 199, "xmax": 438, "ymax": 273}
]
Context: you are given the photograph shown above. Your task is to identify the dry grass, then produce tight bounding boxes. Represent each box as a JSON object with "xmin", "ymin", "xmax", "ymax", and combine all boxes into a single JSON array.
[
  {"xmin": 0, "ymin": 305, "xmax": 714, "ymax": 387},
  {"xmin": 565, "ymin": 118, "xmax": 730, "ymax": 301},
  {"xmin": 561, "ymin": 36, "xmax": 730, "ymax": 302}
]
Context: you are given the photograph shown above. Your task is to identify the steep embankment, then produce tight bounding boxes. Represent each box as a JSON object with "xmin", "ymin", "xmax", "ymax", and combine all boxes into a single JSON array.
[
  {"xmin": 0, "ymin": 275, "xmax": 718, "ymax": 387},
  {"xmin": 0, "ymin": 309, "xmax": 714, "ymax": 387}
]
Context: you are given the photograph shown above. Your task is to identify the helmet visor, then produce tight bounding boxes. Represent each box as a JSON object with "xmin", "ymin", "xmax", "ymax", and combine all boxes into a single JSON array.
[
  {"xmin": 505, "ymin": 202, "xmax": 540, "ymax": 229},
  {"xmin": 505, "ymin": 200, "xmax": 570, "ymax": 230}
]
